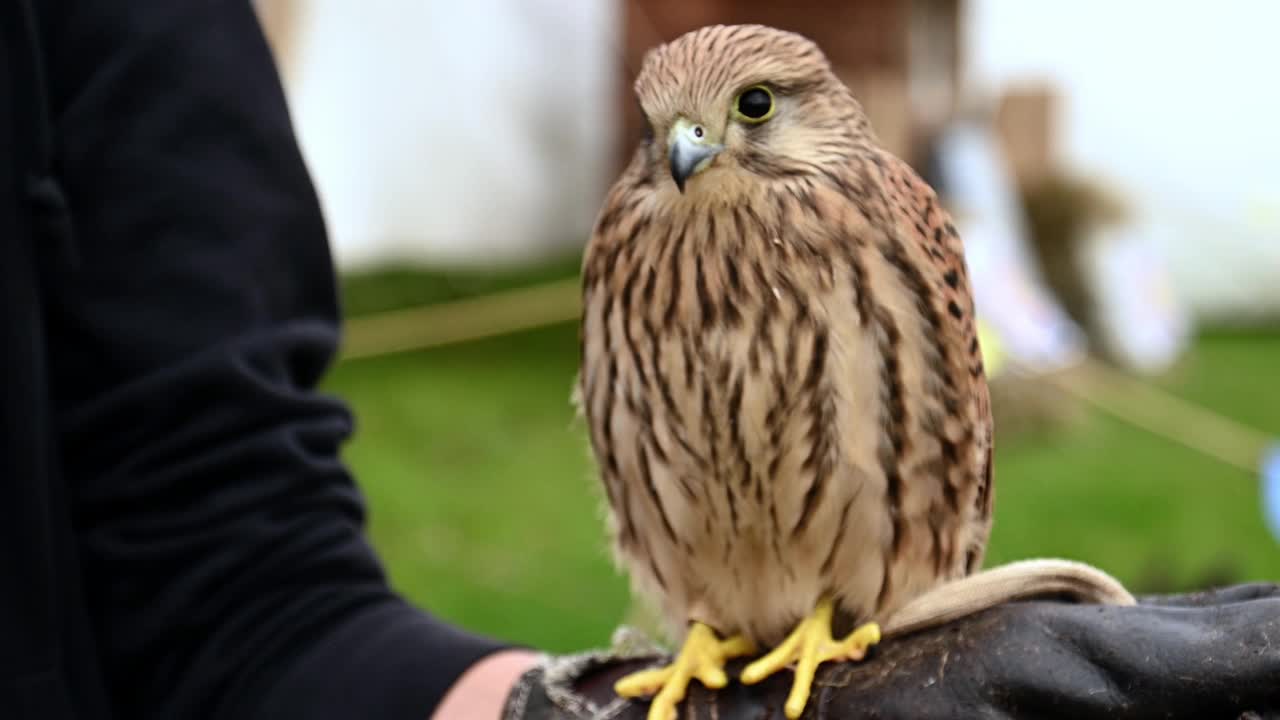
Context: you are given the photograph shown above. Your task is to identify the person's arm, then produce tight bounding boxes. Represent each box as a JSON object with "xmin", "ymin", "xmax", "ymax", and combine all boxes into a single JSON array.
[
  {"xmin": 37, "ymin": 1, "xmax": 510, "ymax": 717},
  {"xmin": 432, "ymin": 650, "xmax": 541, "ymax": 720}
]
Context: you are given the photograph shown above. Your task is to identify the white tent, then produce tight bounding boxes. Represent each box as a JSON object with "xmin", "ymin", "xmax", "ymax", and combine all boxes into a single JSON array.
[{"xmin": 275, "ymin": 1, "xmax": 619, "ymax": 270}]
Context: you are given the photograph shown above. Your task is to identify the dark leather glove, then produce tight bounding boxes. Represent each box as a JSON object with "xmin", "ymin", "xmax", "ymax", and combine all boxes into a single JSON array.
[{"xmin": 502, "ymin": 583, "xmax": 1280, "ymax": 719}]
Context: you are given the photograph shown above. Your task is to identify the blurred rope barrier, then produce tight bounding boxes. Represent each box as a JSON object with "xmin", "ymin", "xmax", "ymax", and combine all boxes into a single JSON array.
[
  {"xmin": 339, "ymin": 279, "xmax": 1271, "ymax": 472},
  {"xmin": 338, "ymin": 277, "xmax": 581, "ymax": 361},
  {"xmin": 1042, "ymin": 358, "xmax": 1280, "ymax": 542},
  {"xmin": 1043, "ymin": 358, "xmax": 1273, "ymax": 476}
]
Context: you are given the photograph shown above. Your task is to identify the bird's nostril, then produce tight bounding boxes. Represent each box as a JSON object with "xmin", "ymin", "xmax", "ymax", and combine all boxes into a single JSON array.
[{"xmin": 694, "ymin": 126, "xmax": 704, "ymax": 138}]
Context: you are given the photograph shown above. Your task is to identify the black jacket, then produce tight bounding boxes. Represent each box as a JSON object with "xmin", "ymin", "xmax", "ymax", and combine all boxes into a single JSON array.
[{"xmin": 1, "ymin": 2, "xmax": 504, "ymax": 718}]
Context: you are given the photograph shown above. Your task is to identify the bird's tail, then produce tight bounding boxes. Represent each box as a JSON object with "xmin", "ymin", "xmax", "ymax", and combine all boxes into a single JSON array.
[{"xmin": 881, "ymin": 558, "xmax": 1136, "ymax": 639}]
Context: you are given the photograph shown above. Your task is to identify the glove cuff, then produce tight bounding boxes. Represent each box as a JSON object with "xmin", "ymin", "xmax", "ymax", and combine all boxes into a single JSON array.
[{"xmin": 501, "ymin": 628, "xmax": 668, "ymax": 720}]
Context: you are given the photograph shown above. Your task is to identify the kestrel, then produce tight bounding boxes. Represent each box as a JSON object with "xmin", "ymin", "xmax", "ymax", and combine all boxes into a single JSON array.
[{"xmin": 576, "ymin": 24, "xmax": 1130, "ymax": 720}]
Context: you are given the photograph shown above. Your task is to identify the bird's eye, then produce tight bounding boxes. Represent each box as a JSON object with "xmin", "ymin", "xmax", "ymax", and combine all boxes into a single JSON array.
[{"xmin": 734, "ymin": 85, "xmax": 776, "ymax": 123}]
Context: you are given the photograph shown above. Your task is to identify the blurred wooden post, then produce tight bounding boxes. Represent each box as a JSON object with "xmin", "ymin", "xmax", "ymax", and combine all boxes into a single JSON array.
[{"xmin": 995, "ymin": 85, "xmax": 1059, "ymax": 191}]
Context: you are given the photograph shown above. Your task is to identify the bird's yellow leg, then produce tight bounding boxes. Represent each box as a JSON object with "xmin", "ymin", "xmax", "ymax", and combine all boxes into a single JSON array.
[
  {"xmin": 740, "ymin": 598, "xmax": 881, "ymax": 719},
  {"xmin": 616, "ymin": 622, "xmax": 755, "ymax": 720}
]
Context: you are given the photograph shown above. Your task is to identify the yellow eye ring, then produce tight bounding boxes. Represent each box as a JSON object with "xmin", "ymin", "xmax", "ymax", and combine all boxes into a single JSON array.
[{"xmin": 733, "ymin": 85, "xmax": 776, "ymax": 124}]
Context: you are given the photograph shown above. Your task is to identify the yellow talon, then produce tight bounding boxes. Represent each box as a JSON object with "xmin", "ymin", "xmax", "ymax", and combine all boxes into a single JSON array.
[
  {"xmin": 616, "ymin": 622, "xmax": 755, "ymax": 720},
  {"xmin": 740, "ymin": 598, "xmax": 880, "ymax": 719}
]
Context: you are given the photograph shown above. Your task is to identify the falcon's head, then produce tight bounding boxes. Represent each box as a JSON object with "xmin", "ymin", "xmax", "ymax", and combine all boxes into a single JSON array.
[{"xmin": 632, "ymin": 24, "xmax": 869, "ymax": 197}]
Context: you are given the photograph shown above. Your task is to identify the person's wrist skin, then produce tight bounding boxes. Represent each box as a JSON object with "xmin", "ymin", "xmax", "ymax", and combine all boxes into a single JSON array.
[{"xmin": 430, "ymin": 649, "xmax": 540, "ymax": 720}]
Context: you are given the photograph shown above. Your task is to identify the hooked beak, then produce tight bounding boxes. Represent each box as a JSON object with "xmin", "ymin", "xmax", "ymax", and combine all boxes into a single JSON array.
[{"xmin": 668, "ymin": 119, "xmax": 723, "ymax": 193}]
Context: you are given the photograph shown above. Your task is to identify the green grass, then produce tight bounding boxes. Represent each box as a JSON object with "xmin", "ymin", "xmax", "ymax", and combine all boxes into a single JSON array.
[
  {"xmin": 323, "ymin": 271, "xmax": 1280, "ymax": 654},
  {"xmin": 324, "ymin": 325, "xmax": 629, "ymax": 653}
]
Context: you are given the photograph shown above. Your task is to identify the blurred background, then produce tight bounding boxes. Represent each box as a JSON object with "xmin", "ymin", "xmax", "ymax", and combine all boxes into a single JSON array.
[{"xmin": 252, "ymin": 0, "xmax": 1279, "ymax": 654}]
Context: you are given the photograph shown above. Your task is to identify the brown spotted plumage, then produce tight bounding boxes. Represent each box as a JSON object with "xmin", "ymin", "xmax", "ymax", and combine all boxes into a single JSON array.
[{"xmin": 575, "ymin": 24, "xmax": 1010, "ymax": 720}]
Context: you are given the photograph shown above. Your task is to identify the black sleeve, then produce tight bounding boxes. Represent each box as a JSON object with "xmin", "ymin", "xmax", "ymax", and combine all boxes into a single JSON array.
[{"xmin": 36, "ymin": 1, "xmax": 506, "ymax": 718}]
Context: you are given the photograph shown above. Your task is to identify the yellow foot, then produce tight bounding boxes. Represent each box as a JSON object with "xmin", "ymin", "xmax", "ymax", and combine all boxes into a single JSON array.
[
  {"xmin": 615, "ymin": 622, "xmax": 755, "ymax": 720},
  {"xmin": 740, "ymin": 599, "xmax": 881, "ymax": 719}
]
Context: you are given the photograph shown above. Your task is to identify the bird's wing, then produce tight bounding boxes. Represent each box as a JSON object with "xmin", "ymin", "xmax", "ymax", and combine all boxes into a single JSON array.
[
  {"xmin": 873, "ymin": 147, "xmax": 994, "ymax": 570},
  {"xmin": 810, "ymin": 148, "xmax": 995, "ymax": 618}
]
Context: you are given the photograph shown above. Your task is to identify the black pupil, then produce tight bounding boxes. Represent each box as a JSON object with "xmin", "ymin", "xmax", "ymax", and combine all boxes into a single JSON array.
[{"xmin": 738, "ymin": 88, "xmax": 772, "ymax": 119}]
